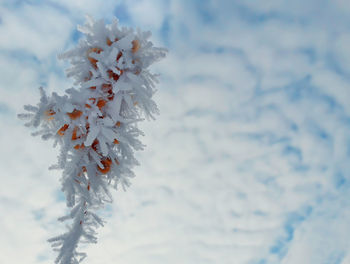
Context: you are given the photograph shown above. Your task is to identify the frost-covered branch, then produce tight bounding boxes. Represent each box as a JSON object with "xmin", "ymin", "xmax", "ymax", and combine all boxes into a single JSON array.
[{"xmin": 18, "ymin": 16, "xmax": 166, "ymax": 264}]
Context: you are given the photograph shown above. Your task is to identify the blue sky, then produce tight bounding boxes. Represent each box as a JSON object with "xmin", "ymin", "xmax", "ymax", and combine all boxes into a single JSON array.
[{"xmin": 1, "ymin": 0, "xmax": 350, "ymax": 263}]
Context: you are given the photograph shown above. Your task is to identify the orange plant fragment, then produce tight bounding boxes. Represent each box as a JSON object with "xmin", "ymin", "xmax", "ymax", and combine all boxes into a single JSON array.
[
  {"xmin": 97, "ymin": 99, "xmax": 107, "ymax": 109},
  {"xmin": 89, "ymin": 98, "xmax": 96, "ymax": 104},
  {"xmin": 77, "ymin": 167, "xmax": 87, "ymax": 177},
  {"xmin": 132, "ymin": 39, "xmax": 140, "ymax": 53},
  {"xmin": 97, "ymin": 158, "xmax": 112, "ymax": 174},
  {"xmin": 113, "ymin": 139, "xmax": 119, "ymax": 144},
  {"xmin": 45, "ymin": 109, "xmax": 56, "ymax": 120},
  {"xmin": 87, "ymin": 47, "xmax": 103, "ymax": 69},
  {"xmin": 57, "ymin": 124, "xmax": 69, "ymax": 136},
  {"xmin": 106, "ymin": 37, "xmax": 119, "ymax": 46},
  {"xmin": 71, "ymin": 126, "xmax": 82, "ymax": 140},
  {"xmin": 67, "ymin": 109, "xmax": 83, "ymax": 120},
  {"xmin": 106, "ymin": 37, "xmax": 113, "ymax": 46},
  {"xmin": 116, "ymin": 51, "xmax": 123, "ymax": 62},
  {"xmin": 74, "ymin": 143, "xmax": 85, "ymax": 150},
  {"xmin": 107, "ymin": 69, "xmax": 122, "ymax": 81},
  {"xmin": 91, "ymin": 139, "xmax": 99, "ymax": 152},
  {"xmin": 102, "ymin": 83, "xmax": 112, "ymax": 89},
  {"xmin": 102, "ymin": 83, "xmax": 112, "ymax": 93}
]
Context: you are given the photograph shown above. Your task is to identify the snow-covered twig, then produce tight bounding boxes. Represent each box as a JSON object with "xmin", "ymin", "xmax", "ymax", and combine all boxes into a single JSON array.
[{"xmin": 18, "ymin": 16, "xmax": 166, "ymax": 264}]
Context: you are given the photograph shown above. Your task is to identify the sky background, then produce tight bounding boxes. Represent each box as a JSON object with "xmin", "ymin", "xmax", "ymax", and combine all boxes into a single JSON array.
[{"xmin": 1, "ymin": 0, "xmax": 350, "ymax": 263}]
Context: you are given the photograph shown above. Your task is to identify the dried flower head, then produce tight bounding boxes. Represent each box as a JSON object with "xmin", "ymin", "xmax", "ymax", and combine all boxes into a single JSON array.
[{"xmin": 18, "ymin": 16, "xmax": 167, "ymax": 264}]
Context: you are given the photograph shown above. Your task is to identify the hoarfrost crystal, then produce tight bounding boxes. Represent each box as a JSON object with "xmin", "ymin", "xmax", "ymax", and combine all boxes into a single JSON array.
[{"xmin": 18, "ymin": 16, "xmax": 167, "ymax": 264}]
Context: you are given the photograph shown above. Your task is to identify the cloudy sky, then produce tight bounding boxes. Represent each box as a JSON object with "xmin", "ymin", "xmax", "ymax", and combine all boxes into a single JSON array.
[{"xmin": 1, "ymin": 0, "xmax": 350, "ymax": 263}]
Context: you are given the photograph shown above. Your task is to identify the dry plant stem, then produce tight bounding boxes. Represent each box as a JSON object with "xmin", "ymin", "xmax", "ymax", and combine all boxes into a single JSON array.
[{"xmin": 18, "ymin": 16, "xmax": 166, "ymax": 264}]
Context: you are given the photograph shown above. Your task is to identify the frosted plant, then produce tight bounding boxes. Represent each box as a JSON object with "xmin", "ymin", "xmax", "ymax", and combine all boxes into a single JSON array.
[{"xmin": 18, "ymin": 16, "xmax": 166, "ymax": 264}]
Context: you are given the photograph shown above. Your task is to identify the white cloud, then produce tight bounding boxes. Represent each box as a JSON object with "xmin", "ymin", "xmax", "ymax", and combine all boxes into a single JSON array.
[
  {"xmin": 0, "ymin": 4, "xmax": 73, "ymax": 59},
  {"xmin": 1, "ymin": 0, "xmax": 350, "ymax": 263},
  {"xmin": 334, "ymin": 33, "xmax": 350, "ymax": 75},
  {"xmin": 281, "ymin": 194, "xmax": 350, "ymax": 264},
  {"xmin": 125, "ymin": 0, "xmax": 168, "ymax": 29}
]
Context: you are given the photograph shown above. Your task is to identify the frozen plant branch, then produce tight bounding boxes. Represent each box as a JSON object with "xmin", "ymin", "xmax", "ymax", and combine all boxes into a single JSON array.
[{"xmin": 18, "ymin": 16, "xmax": 166, "ymax": 264}]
